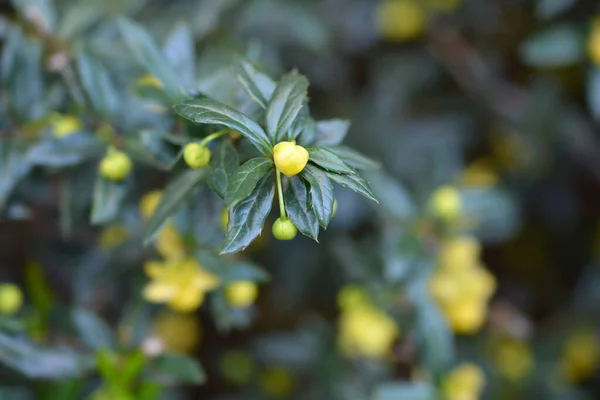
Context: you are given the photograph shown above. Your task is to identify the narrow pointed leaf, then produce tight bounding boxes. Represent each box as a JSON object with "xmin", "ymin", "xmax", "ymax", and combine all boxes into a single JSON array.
[
  {"xmin": 325, "ymin": 169, "xmax": 378, "ymax": 203},
  {"xmin": 301, "ymin": 164, "xmax": 335, "ymax": 228},
  {"xmin": 90, "ymin": 176, "xmax": 126, "ymax": 225},
  {"xmin": 207, "ymin": 141, "xmax": 239, "ymax": 199},
  {"xmin": 308, "ymin": 146, "xmax": 355, "ymax": 174},
  {"xmin": 266, "ymin": 70, "xmax": 309, "ymax": 142},
  {"xmin": 236, "ymin": 58, "xmax": 276, "ymax": 109},
  {"xmin": 76, "ymin": 51, "xmax": 119, "ymax": 117},
  {"xmin": 285, "ymin": 176, "xmax": 319, "ymax": 240},
  {"xmin": 163, "ymin": 22, "xmax": 195, "ymax": 87},
  {"xmin": 225, "ymin": 158, "xmax": 273, "ymax": 206},
  {"xmin": 315, "ymin": 119, "xmax": 350, "ymax": 146},
  {"xmin": 325, "ymin": 145, "xmax": 381, "ymax": 170}
]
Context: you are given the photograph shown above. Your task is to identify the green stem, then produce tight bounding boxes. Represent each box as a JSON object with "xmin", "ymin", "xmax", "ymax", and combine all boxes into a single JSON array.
[
  {"xmin": 199, "ymin": 129, "xmax": 230, "ymax": 146},
  {"xmin": 276, "ymin": 169, "xmax": 286, "ymax": 218}
]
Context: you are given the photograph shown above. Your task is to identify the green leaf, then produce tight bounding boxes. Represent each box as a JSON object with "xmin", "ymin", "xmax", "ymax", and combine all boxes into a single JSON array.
[
  {"xmin": 373, "ymin": 383, "xmax": 436, "ymax": 400},
  {"xmin": 75, "ymin": 51, "xmax": 119, "ymax": 118},
  {"xmin": 151, "ymin": 354, "xmax": 205, "ymax": 385},
  {"xmin": 365, "ymin": 171, "xmax": 415, "ymax": 220},
  {"xmin": 222, "ymin": 174, "xmax": 274, "ymax": 254},
  {"xmin": 225, "ymin": 157, "xmax": 273, "ymax": 206},
  {"xmin": 325, "ymin": 145, "xmax": 381, "ymax": 170},
  {"xmin": 12, "ymin": 0, "xmax": 56, "ymax": 34},
  {"xmin": 536, "ymin": 0, "xmax": 575, "ymax": 19},
  {"xmin": 519, "ymin": 23, "xmax": 584, "ymax": 67},
  {"xmin": 124, "ymin": 130, "xmax": 179, "ymax": 171},
  {"xmin": 143, "ymin": 168, "xmax": 207, "ymax": 244},
  {"xmin": 285, "ymin": 176, "xmax": 319, "ymax": 240},
  {"xmin": 118, "ymin": 17, "xmax": 183, "ymax": 102},
  {"xmin": 90, "ymin": 176, "xmax": 126, "ymax": 225},
  {"xmin": 198, "ymin": 255, "xmax": 270, "ymax": 284},
  {"xmin": 325, "ymin": 170, "xmax": 378, "ymax": 203},
  {"xmin": 237, "ymin": 58, "xmax": 276, "ymax": 109},
  {"xmin": 174, "ymin": 97, "xmax": 272, "ymax": 155},
  {"xmin": 26, "ymin": 133, "xmax": 103, "ymax": 167},
  {"xmin": 308, "ymin": 146, "xmax": 355, "ymax": 174},
  {"xmin": 71, "ymin": 308, "xmax": 115, "ymax": 351},
  {"xmin": 266, "ymin": 70, "xmax": 309, "ymax": 142},
  {"xmin": 301, "ymin": 164, "xmax": 335, "ymax": 228},
  {"xmin": 315, "ymin": 119, "xmax": 350, "ymax": 146},
  {"xmin": 207, "ymin": 141, "xmax": 239, "ymax": 199},
  {"xmin": 163, "ymin": 22, "xmax": 195, "ymax": 87}
]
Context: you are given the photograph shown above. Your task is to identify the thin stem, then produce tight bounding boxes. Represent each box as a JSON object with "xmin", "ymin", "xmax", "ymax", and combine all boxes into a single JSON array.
[
  {"xmin": 276, "ymin": 169, "xmax": 286, "ymax": 218},
  {"xmin": 199, "ymin": 129, "xmax": 230, "ymax": 146}
]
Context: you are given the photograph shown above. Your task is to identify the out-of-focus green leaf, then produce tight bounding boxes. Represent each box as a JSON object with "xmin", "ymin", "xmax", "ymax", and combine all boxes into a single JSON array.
[
  {"xmin": 520, "ymin": 24, "xmax": 584, "ymax": 67},
  {"xmin": 266, "ymin": 70, "xmax": 309, "ymax": 142},
  {"xmin": 26, "ymin": 133, "xmax": 103, "ymax": 167},
  {"xmin": 225, "ymin": 157, "xmax": 273, "ymax": 206},
  {"xmin": 587, "ymin": 68, "xmax": 600, "ymax": 121},
  {"xmin": 315, "ymin": 119, "xmax": 350, "ymax": 146},
  {"xmin": 326, "ymin": 145, "xmax": 381, "ymax": 170},
  {"xmin": 174, "ymin": 97, "xmax": 272, "ymax": 155},
  {"xmin": 366, "ymin": 171, "xmax": 415, "ymax": 220},
  {"xmin": 208, "ymin": 141, "xmax": 239, "ymax": 199},
  {"xmin": 308, "ymin": 147, "xmax": 356, "ymax": 174},
  {"xmin": 163, "ymin": 22, "xmax": 195, "ymax": 87},
  {"xmin": 76, "ymin": 51, "xmax": 119, "ymax": 118},
  {"xmin": 71, "ymin": 308, "xmax": 115, "ymax": 351},
  {"xmin": 12, "ymin": 0, "xmax": 56, "ymax": 33},
  {"xmin": 151, "ymin": 354, "xmax": 206, "ymax": 385},
  {"xmin": 301, "ymin": 164, "xmax": 335, "ymax": 228},
  {"xmin": 372, "ymin": 382, "xmax": 436, "ymax": 400},
  {"xmin": 237, "ymin": 58, "xmax": 276, "ymax": 109},
  {"xmin": 118, "ymin": 17, "xmax": 184, "ymax": 102},
  {"xmin": 325, "ymin": 169, "xmax": 378, "ymax": 203},
  {"xmin": 222, "ymin": 174, "xmax": 274, "ymax": 254},
  {"xmin": 536, "ymin": 0, "xmax": 576, "ymax": 19},
  {"xmin": 90, "ymin": 175, "xmax": 127, "ymax": 225},
  {"xmin": 202, "ymin": 258, "xmax": 270, "ymax": 283},
  {"xmin": 143, "ymin": 168, "xmax": 208, "ymax": 244},
  {"xmin": 0, "ymin": 143, "xmax": 32, "ymax": 211},
  {"xmin": 285, "ymin": 176, "xmax": 319, "ymax": 240},
  {"xmin": 124, "ymin": 130, "xmax": 179, "ymax": 170}
]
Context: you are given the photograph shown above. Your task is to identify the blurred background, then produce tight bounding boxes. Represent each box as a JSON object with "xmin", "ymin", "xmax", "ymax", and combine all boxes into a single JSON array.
[{"xmin": 2, "ymin": 0, "xmax": 600, "ymax": 399}]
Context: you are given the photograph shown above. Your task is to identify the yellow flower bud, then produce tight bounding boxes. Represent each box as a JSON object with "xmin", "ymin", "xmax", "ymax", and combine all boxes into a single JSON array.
[
  {"xmin": 376, "ymin": 0, "xmax": 426, "ymax": 42},
  {"xmin": 0, "ymin": 283, "xmax": 23, "ymax": 315},
  {"xmin": 220, "ymin": 208, "xmax": 229, "ymax": 232},
  {"xmin": 183, "ymin": 143, "xmax": 211, "ymax": 169},
  {"xmin": 561, "ymin": 330, "xmax": 600, "ymax": 382},
  {"xmin": 589, "ymin": 20, "xmax": 600, "ymax": 65},
  {"xmin": 225, "ymin": 281, "xmax": 259, "ymax": 308},
  {"xmin": 494, "ymin": 339, "xmax": 534, "ymax": 383},
  {"xmin": 99, "ymin": 150, "xmax": 132, "ymax": 181},
  {"xmin": 139, "ymin": 190, "xmax": 163, "ymax": 220},
  {"xmin": 444, "ymin": 300, "xmax": 487, "ymax": 335},
  {"xmin": 428, "ymin": 185, "xmax": 462, "ymax": 221},
  {"xmin": 152, "ymin": 311, "xmax": 201, "ymax": 354},
  {"xmin": 442, "ymin": 363, "xmax": 485, "ymax": 400},
  {"xmin": 272, "ymin": 217, "xmax": 298, "ymax": 240},
  {"xmin": 220, "ymin": 350, "xmax": 255, "ymax": 386},
  {"xmin": 52, "ymin": 114, "xmax": 82, "ymax": 138},
  {"xmin": 273, "ymin": 141, "xmax": 309, "ymax": 177}
]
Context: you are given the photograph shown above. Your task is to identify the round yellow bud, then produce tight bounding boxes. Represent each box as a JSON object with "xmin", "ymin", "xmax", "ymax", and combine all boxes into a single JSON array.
[
  {"xmin": 139, "ymin": 190, "xmax": 163, "ymax": 220},
  {"xmin": 0, "ymin": 283, "xmax": 23, "ymax": 315},
  {"xmin": 428, "ymin": 185, "xmax": 462, "ymax": 221},
  {"xmin": 589, "ymin": 20, "xmax": 600, "ymax": 66},
  {"xmin": 376, "ymin": 0, "xmax": 426, "ymax": 42},
  {"xmin": 52, "ymin": 114, "xmax": 82, "ymax": 138},
  {"xmin": 444, "ymin": 300, "xmax": 487, "ymax": 335},
  {"xmin": 220, "ymin": 208, "xmax": 229, "ymax": 232},
  {"xmin": 225, "ymin": 282, "xmax": 259, "ymax": 308},
  {"xmin": 273, "ymin": 141, "xmax": 309, "ymax": 177},
  {"xmin": 442, "ymin": 363, "xmax": 485, "ymax": 400},
  {"xmin": 99, "ymin": 150, "xmax": 132, "ymax": 181},
  {"xmin": 272, "ymin": 217, "xmax": 298, "ymax": 240},
  {"xmin": 183, "ymin": 143, "xmax": 211, "ymax": 169}
]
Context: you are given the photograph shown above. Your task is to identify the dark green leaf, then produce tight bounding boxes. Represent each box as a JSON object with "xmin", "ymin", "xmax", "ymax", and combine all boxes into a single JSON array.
[
  {"xmin": 315, "ymin": 119, "xmax": 350, "ymax": 146},
  {"xmin": 519, "ymin": 23, "xmax": 584, "ymax": 67},
  {"xmin": 225, "ymin": 157, "xmax": 273, "ymax": 206},
  {"xmin": 373, "ymin": 383, "xmax": 436, "ymax": 400},
  {"xmin": 75, "ymin": 51, "xmax": 119, "ymax": 117},
  {"xmin": 163, "ymin": 22, "xmax": 195, "ymax": 87},
  {"xmin": 124, "ymin": 130, "xmax": 179, "ymax": 170},
  {"xmin": 536, "ymin": 0, "xmax": 575, "ymax": 19},
  {"xmin": 174, "ymin": 97, "xmax": 272, "ymax": 155},
  {"xmin": 199, "ymin": 257, "xmax": 270, "ymax": 284},
  {"xmin": 285, "ymin": 176, "xmax": 319, "ymax": 240},
  {"xmin": 143, "ymin": 168, "xmax": 207, "ymax": 244},
  {"xmin": 325, "ymin": 170, "xmax": 378, "ymax": 203},
  {"xmin": 0, "ymin": 144, "xmax": 32, "ymax": 211},
  {"xmin": 90, "ymin": 176, "xmax": 126, "ymax": 225},
  {"xmin": 266, "ymin": 70, "xmax": 309, "ymax": 142},
  {"xmin": 222, "ymin": 174, "xmax": 274, "ymax": 254},
  {"xmin": 71, "ymin": 308, "xmax": 115, "ymax": 351},
  {"xmin": 326, "ymin": 145, "xmax": 381, "ymax": 170},
  {"xmin": 151, "ymin": 354, "xmax": 205, "ymax": 385},
  {"xmin": 237, "ymin": 58, "xmax": 276, "ymax": 109},
  {"xmin": 301, "ymin": 164, "xmax": 335, "ymax": 228},
  {"xmin": 294, "ymin": 114, "xmax": 316, "ymax": 144},
  {"xmin": 208, "ymin": 141, "xmax": 239, "ymax": 199},
  {"xmin": 365, "ymin": 171, "xmax": 415, "ymax": 220},
  {"xmin": 588, "ymin": 68, "xmax": 600, "ymax": 121},
  {"xmin": 26, "ymin": 133, "xmax": 103, "ymax": 167},
  {"xmin": 118, "ymin": 17, "xmax": 183, "ymax": 102},
  {"xmin": 308, "ymin": 146, "xmax": 355, "ymax": 174}
]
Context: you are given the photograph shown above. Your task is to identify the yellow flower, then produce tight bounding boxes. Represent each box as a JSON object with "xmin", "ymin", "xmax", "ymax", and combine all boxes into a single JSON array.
[
  {"xmin": 143, "ymin": 257, "xmax": 219, "ymax": 312},
  {"xmin": 561, "ymin": 330, "xmax": 600, "ymax": 383},
  {"xmin": 273, "ymin": 141, "xmax": 309, "ymax": 177},
  {"xmin": 428, "ymin": 186, "xmax": 462, "ymax": 221},
  {"xmin": 438, "ymin": 236, "xmax": 481, "ymax": 272},
  {"xmin": 51, "ymin": 114, "xmax": 82, "ymax": 138},
  {"xmin": 136, "ymin": 74, "xmax": 164, "ymax": 89},
  {"xmin": 260, "ymin": 367, "xmax": 295, "ymax": 399},
  {"xmin": 589, "ymin": 19, "xmax": 600, "ymax": 65},
  {"xmin": 494, "ymin": 339, "xmax": 534, "ymax": 383},
  {"xmin": 98, "ymin": 225, "xmax": 128, "ymax": 250},
  {"xmin": 139, "ymin": 190, "xmax": 163, "ymax": 220},
  {"xmin": 152, "ymin": 311, "xmax": 201, "ymax": 354},
  {"xmin": 337, "ymin": 285, "xmax": 370, "ymax": 310},
  {"xmin": 99, "ymin": 150, "xmax": 132, "ymax": 181},
  {"xmin": 443, "ymin": 299, "xmax": 487, "ymax": 335},
  {"xmin": 155, "ymin": 223, "xmax": 187, "ymax": 260},
  {"xmin": 339, "ymin": 305, "xmax": 399, "ymax": 359},
  {"xmin": 220, "ymin": 350, "xmax": 255, "ymax": 386},
  {"xmin": 442, "ymin": 363, "xmax": 485, "ymax": 400},
  {"xmin": 0, "ymin": 283, "xmax": 23, "ymax": 315},
  {"xmin": 460, "ymin": 159, "xmax": 499, "ymax": 187},
  {"xmin": 376, "ymin": 0, "xmax": 426, "ymax": 42},
  {"xmin": 225, "ymin": 281, "xmax": 259, "ymax": 308}
]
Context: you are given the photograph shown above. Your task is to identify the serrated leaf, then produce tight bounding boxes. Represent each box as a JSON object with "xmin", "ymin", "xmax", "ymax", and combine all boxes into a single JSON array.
[
  {"xmin": 237, "ymin": 58, "xmax": 276, "ymax": 109},
  {"xmin": 152, "ymin": 354, "xmax": 205, "ymax": 385},
  {"xmin": 308, "ymin": 146, "xmax": 355, "ymax": 174},
  {"xmin": 118, "ymin": 17, "xmax": 183, "ymax": 102},
  {"xmin": 221, "ymin": 174, "xmax": 274, "ymax": 254},
  {"xmin": 174, "ymin": 97, "xmax": 272, "ymax": 155},
  {"xmin": 373, "ymin": 382, "xmax": 436, "ymax": 400},
  {"xmin": 26, "ymin": 133, "xmax": 103, "ymax": 167},
  {"xmin": 90, "ymin": 176, "xmax": 126, "ymax": 225},
  {"xmin": 207, "ymin": 141, "xmax": 239, "ymax": 199},
  {"xmin": 143, "ymin": 169, "xmax": 207, "ymax": 244},
  {"xmin": 301, "ymin": 164, "xmax": 335, "ymax": 228},
  {"xmin": 266, "ymin": 70, "xmax": 309, "ymax": 142},
  {"xmin": 75, "ymin": 51, "xmax": 119, "ymax": 118},
  {"xmin": 163, "ymin": 22, "xmax": 195, "ymax": 87},
  {"xmin": 285, "ymin": 176, "xmax": 319, "ymax": 240},
  {"xmin": 325, "ymin": 145, "xmax": 381, "ymax": 170},
  {"xmin": 225, "ymin": 157, "xmax": 273, "ymax": 206},
  {"xmin": 325, "ymin": 170, "xmax": 378, "ymax": 203},
  {"xmin": 72, "ymin": 308, "xmax": 115, "ymax": 351},
  {"xmin": 315, "ymin": 119, "xmax": 350, "ymax": 146}
]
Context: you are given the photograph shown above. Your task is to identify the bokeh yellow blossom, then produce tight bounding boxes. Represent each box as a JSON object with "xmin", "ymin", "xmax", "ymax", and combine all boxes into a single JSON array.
[
  {"xmin": 376, "ymin": 0, "xmax": 426, "ymax": 42},
  {"xmin": 139, "ymin": 190, "xmax": 163, "ymax": 220},
  {"xmin": 225, "ymin": 281, "xmax": 259, "ymax": 308},
  {"xmin": 0, "ymin": 283, "xmax": 23, "ymax": 315},
  {"xmin": 220, "ymin": 350, "xmax": 255, "ymax": 386},
  {"xmin": 460, "ymin": 159, "xmax": 499, "ymax": 187},
  {"xmin": 589, "ymin": 19, "xmax": 600, "ymax": 66},
  {"xmin": 428, "ymin": 185, "xmax": 462, "ymax": 222},
  {"xmin": 442, "ymin": 363, "xmax": 485, "ymax": 400},
  {"xmin": 561, "ymin": 330, "xmax": 599, "ymax": 383},
  {"xmin": 152, "ymin": 311, "xmax": 201, "ymax": 354},
  {"xmin": 155, "ymin": 223, "xmax": 187, "ymax": 260},
  {"xmin": 493, "ymin": 338, "xmax": 534, "ymax": 383},
  {"xmin": 143, "ymin": 258, "xmax": 219, "ymax": 312},
  {"xmin": 98, "ymin": 225, "xmax": 128, "ymax": 250},
  {"xmin": 51, "ymin": 114, "xmax": 82, "ymax": 138},
  {"xmin": 260, "ymin": 367, "xmax": 295, "ymax": 399}
]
